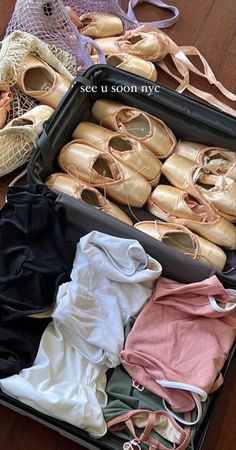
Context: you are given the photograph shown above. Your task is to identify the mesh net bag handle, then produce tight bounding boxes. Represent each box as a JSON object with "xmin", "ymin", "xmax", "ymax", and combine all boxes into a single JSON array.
[{"xmin": 126, "ymin": 0, "xmax": 179, "ymax": 28}]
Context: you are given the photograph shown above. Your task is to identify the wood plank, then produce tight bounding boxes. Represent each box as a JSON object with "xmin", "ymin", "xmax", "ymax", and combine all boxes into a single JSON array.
[
  {"xmin": 202, "ymin": 354, "xmax": 236, "ymax": 450},
  {"xmin": 194, "ymin": 0, "xmax": 236, "ymax": 74},
  {"xmin": 0, "ymin": 406, "xmax": 87, "ymax": 450},
  {"xmin": 0, "ymin": 406, "xmax": 17, "ymax": 447},
  {"xmin": 219, "ymin": 32, "xmax": 236, "ymax": 91},
  {"xmin": 0, "ymin": 0, "xmax": 15, "ymax": 38}
]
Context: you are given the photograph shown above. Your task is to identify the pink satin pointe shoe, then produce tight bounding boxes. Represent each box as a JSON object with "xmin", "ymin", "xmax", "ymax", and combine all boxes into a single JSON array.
[
  {"xmin": 0, "ymin": 105, "xmax": 54, "ymax": 176},
  {"xmin": 0, "ymin": 87, "xmax": 12, "ymax": 129},
  {"xmin": 92, "ymin": 99, "xmax": 176, "ymax": 159},
  {"xmin": 46, "ymin": 173, "xmax": 132, "ymax": 225},
  {"xmin": 6, "ymin": 105, "xmax": 54, "ymax": 129},
  {"xmin": 95, "ymin": 25, "xmax": 169, "ymax": 62},
  {"xmin": 15, "ymin": 55, "xmax": 71, "ymax": 108},
  {"xmin": 58, "ymin": 139, "xmax": 151, "ymax": 207},
  {"xmin": 72, "ymin": 121, "xmax": 162, "ymax": 187},
  {"xmin": 106, "ymin": 53, "xmax": 158, "ymax": 81},
  {"xmin": 134, "ymin": 221, "xmax": 226, "ymax": 271},
  {"xmin": 92, "ymin": 37, "xmax": 121, "ymax": 55},
  {"xmin": 65, "ymin": 7, "xmax": 123, "ymax": 38},
  {"xmin": 174, "ymin": 141, "xmax": 236, "ymax": 180},
  {"xmin": 147, "ymin": 185, "xmax": 236, "ymax": 249},
  {"xmin": 162, "ymin": 154, "xmax": 236, "ymax": 222}
]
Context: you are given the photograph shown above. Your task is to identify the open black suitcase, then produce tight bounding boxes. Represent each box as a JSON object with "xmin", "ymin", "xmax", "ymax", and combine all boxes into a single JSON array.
[{"xmin": 1, "ymin": 65, "xmax": 236, "ymax": 449}]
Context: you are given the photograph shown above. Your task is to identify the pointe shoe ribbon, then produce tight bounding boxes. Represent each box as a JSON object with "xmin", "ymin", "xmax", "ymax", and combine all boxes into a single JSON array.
[
  {"xmin": 147, "ymin": 185, "xmax": 236, "ymax": 249},
  {"xmin": 73, "ymin": 121, "xmax": 162, "ymax": 187},
  {"xmin": 96, "ymin": 24, "xmax": 236, "ymax": 116},
  {"xmin": 134, "ymin": 220, "xmax": 226, "ymax": 272},
  {"xmin": 46, "ymin": 173, "xmax": 132, "ymax": 225},
  {"xmin": 162, "ymin": 154, "xmax": 236, "ymax": 222},
  {"xmin": 141, "ymin": 23, "xmax": 236, "ymax": 116},
  {"xmin": 106, "ymin": 53, "xmax": 158, "ymax": 81},
  {"xmin": 92, "ymin": 99, "xmax": 176, "ymax": 159},
  {"xmin": 0, "ymin": 87, "xmax": 12, "ymax": 129},
  {"xmin": 15, "ymin": 55, "xmax": 71, "ymax": 108},
  {"xmin": 174, "ymin": 141, "xmax": 236, "ymax": 180},
  {"xmin": 58, "ymin": 139, "xmax": 151, "ymax": 207}
]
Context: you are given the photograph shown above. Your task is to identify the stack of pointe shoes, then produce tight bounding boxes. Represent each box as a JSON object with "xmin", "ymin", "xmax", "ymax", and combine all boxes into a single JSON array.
[
  {"xmin": 47, "ymin": 98, "xmax": 236, "ymax": 273},
  {"xmin": 46, "ymin": 98, "xmax": 175, "ymax": 223},
  {"xmin": 66, "ymin": 7, "xmax": 168, "ymax": 81},
  {"xmin": 140, "ymin": 142, "xmax": 236, "ymax": 272}
]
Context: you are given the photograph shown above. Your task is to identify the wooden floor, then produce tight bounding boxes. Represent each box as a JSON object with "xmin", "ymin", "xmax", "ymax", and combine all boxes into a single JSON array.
[{"xmin": 0, "ymin": 1, "xmax": 236, "ymax": 449}]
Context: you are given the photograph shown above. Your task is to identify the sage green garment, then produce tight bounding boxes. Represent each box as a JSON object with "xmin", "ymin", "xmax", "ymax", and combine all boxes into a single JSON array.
[
  {"xmin": 103, "ymin": 320, "xmax": 210, "ymax": 450},
  {"xmin": 103, "ymin": 365, "xmax": 187, "ymax": 449}
]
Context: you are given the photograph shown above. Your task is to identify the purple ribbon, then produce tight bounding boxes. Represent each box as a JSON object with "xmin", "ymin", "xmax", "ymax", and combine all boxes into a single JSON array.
[{"xmin": 126, "ymin": 0, "xmax": 180, "ymax": 28}]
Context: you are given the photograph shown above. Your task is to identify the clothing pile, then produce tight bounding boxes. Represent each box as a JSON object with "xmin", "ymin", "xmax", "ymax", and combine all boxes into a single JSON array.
[
  {"xmin": 46, "ymin": 98, "xmax": 236, "ymax": 273},
  {"xmin": 0, "ymin": 185, "xmax": 235, "ymax": 450}
]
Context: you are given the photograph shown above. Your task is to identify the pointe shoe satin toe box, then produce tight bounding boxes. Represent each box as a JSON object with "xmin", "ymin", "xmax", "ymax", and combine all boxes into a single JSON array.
[
  {"xmin": 147, "ymin": 185, "xmax": 236, "ymax": 249},
  {"xmin": 73, "ymin": 122, "xmax": 162, "ymax": 186},
  {"xmin": 134, "ymin": 221, "xmax": 226, "ymax": 271},
  {"xmin": 78, "ymin": 13, "xmax": 123, "ymax": 38},
  {"xmin": 94, "ymin": 37, "xmax": 121, "ymax": 55},
  {"xmin": 46, "ymin": 173, "xmax": 132, "ymax": 225},
  {"xmin": 92, "ymin": 99, "xmax": 176, "ymax": 158},
  {"xmin": 16, "ymin": 55, "xmax": 71, "ymax": 108},
  {"xmin": 7, "ymin": 105, "xmax": 54, "ymax": 129},
  {"xmin": 58, "ymin": 139, "xmax": 151, "ymax": 207},
  {"xmin": 106, "ymin": 53, "xmax": 158, "ymax": 81}
]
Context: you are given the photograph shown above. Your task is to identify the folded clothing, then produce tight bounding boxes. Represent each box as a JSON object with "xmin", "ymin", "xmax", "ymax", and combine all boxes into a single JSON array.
[
  {"xmin": 0, "ymin": 184, "xmax": 75, "ymax": 321},
  {"xmin": 120, "ymin": 276, "xmax": 236, "ymax": 422}
]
